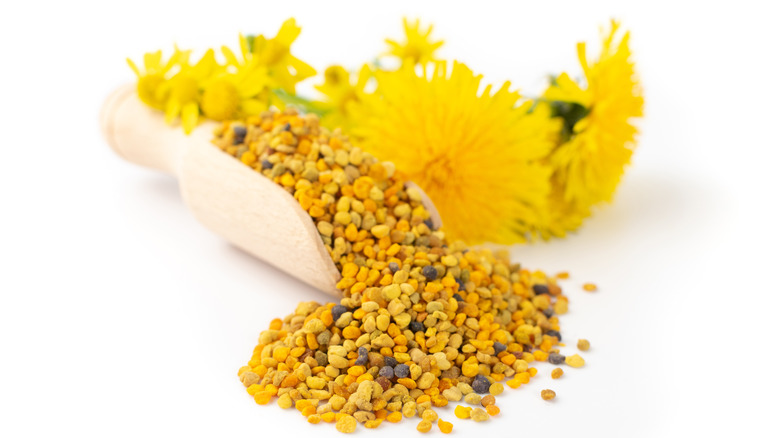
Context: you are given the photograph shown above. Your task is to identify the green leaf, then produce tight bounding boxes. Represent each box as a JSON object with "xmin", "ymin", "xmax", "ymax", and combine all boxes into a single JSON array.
[
  {"xmin": 550, "ymin": 100, "xmax": 589, "ymax": 141},
  {"xmin": 272, "ymin": 88, "xmax": 327, "ymax": 117}
]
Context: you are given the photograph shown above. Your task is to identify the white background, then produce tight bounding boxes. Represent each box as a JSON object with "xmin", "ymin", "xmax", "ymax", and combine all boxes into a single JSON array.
[{"xmin": 1, "ymin": 1, "xmax": 778, "ymax": 437}]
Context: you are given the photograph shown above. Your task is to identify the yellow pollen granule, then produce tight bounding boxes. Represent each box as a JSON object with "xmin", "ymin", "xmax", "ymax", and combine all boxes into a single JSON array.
[
  {"xmin": 335, "ymin": 415, "xmax": 357, "ymax": 433},
  {"xmin": 565, "ymin": 354, "xmax": 585, "ymax": 368},
  {"xmin": 417, "ymin": 420, "xmax": 432, "ymax": 433},
  {"xmin": 454, "ymin": 405, "xmax": 472, "ymax": 419},
  {"xmin": 438, "ymin": 419, "xmax": 454, "ymax": 433}
]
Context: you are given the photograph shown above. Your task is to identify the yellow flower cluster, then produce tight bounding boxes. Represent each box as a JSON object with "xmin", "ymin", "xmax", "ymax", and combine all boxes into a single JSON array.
[
  {"xmin": 310, "ymin": 18, "xmax": 446, "ymax": 134},
  {"xmin": 312, "ymin": 64, "xmax": 372, "ymax": 132},
  {"xmin": 127, "ymin": 18, "xmax": 314, "ymax": 134},
  {"xmin": 385, "ymin": 18, "xmax": 444, "ymax": 65},
  {"xmin": 312, "ymin": 19, "xmax": 643, "ymax": 244},
  {"xmin": 127, "ymin": 17, "xmax": 643, "ymax": 245}
]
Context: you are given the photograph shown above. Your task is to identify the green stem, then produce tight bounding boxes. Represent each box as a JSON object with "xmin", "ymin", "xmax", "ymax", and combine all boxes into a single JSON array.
[{"xmin": 272, "ymin": 89, "xmax": 327, "ymax": 117}]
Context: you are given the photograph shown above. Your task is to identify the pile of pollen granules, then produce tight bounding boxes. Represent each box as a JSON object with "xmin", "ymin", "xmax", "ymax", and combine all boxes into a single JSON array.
[{"xmin": 212, "ymin": 108, "xmax": 586, "ymax": 433}]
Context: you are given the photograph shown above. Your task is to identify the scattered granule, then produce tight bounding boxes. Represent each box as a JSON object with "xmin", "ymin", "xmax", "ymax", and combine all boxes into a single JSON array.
[
  {"xmin": 437, "ymin": 419, "xmax": 454, "ymax": 434},
  {"xmin": 329, "ymin": 396, "xmax": 347, "ymax": 411},
  {"xmin": 480, "ymin": 395, "xmax": 495, "ymax": 407},
  {"xmin": 307, "ymin": 414, "xmax": 322, "ymax": 424},
  {"xmin": 541, "ymin": 389, "xmax": 556, "ymax": 401},
  {"xmin": 556, "ymin": 271, "xmax": 570, "ymax": 279},
  {"xmin": 421, "ymin": 409, "xmax": 438, "ymax": 422},
  {"xmin": 442, "ymin": 388, "xmax": 463, "ymax": 402},
  {"xmin": 386, "ymin": 411, "xmax": 403, "ymax": 423},
  {"xmin": 456, "ymin": 382, "xmax": 474, "ymax": 396},
  {"xmin": 471, "ymin": 375, "xmax": 490, "ymax": 394},
  {"xmin": 417, "ymin": 420, "xmax": 432, "ymax": 433},
  {"xmin": 566, "ymin": 354, "xmax": 585, "ymax": 368},
  {"xmin": 548, "ymin": 352, "xmax": 566, "ymax": 365},
  {"xmin": 277, "ymin": 393, "xmax": 293, "ymax": 409},
  {"xmin": 577, "ymin": 339, "xmax": 591, "ymax": 351},
  {"xmin": 353, "ymin": 410, "xmax": 375, "ymax": 423},
  {"xmin": 554, "ymin": 299, "xmax": 569, "ymax": 314},
  {"xmin": 417, "ymin": 372, "xmax": 436, "ymax": 390},
  {"xmin": 506, "ymin": 377, "xmax": 522, "ymax": 389},
  {"xmin": 583, "ymin": 282, "xmax": 598, "ymax": 292},
  {"xmin": 335, "ymin": 415, "xmax": 357, "ymax": 433},
  {"xmin": 454, "ymin": 405, "xmax": 472, "ymax": 419},
  {"xmin": 551, "ymin": 368, "xmax": 564, "ymax": 379},
  {"xmin": 421, "ymin": 265, "xmax": 438, "ymax": 281},
  {"xmin": 464, "ymin": 393, "xmax": 482, "ymax": 405},
  {"xmin": 245, "ymin": 384, "xmax": 261, "ymax": 396},
  {"xmin": 253, "ymin": 391, "xmax": 273, "ymax": 405},
  {"xmin": 470, "ymin": 407, "xmax": 490, "ymax": 422},
  {"xmin": 515, "ymin": 372, "xmax": 531, "ymax": 384},
  {"xmin": 296, "ymin": 399, "xmax": 314, "ymax": 412},
  {"xmin": 364, "ymin": 419, "xmax": 383, "ymax": 429},
  {"xmin": 486, "ymin": 405, "xmax": 500, "ymax": 416},
  {"xmin": 489, "ymin": 382, "xmax": 504, "ymax": 396},
  {"xmin": 394, "ymin": 364, "xmax": 411, "ymax": 379},
  {"xmin": 237, "ymin": 365, "xmax": 251, "ymax": 377},
  {"xmin": 239, "ymin": 371, "xmax": 260, "ymax": 387}
]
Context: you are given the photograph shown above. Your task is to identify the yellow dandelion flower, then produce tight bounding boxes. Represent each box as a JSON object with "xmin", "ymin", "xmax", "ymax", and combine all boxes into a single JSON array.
[
  {"xmin": 210, "ymin": 19, "xmax": 315, "ymax": 118},
  {"xmin": 201, "ymin": 65, "xmax": 273, "ymax": 121},
  {"xmin": 223, "ymin": 18, "xmax": 316, "ymax": 93},
  {"xmin": 350, "ymin": 61, "xmax": 560, "ymax": 244},
  {"xmin": 130, "ymin": 19, "xmax": 316, "ymax": 130},
  {"xmin": 258, "ymin": 18, "xmax": 317, "ymax": 92},
  {"xmin": 160, "ymin": 49, "xmax": 220, "ymax": 134},
  {"xmin": 385, "ymin": 18, "xmax": 444, "ymax": 65},
  {"xmin": 541, "ymin": 167, "xmax": 593, "ymax": 238},
  {"xmin": 126, "ymin": 50, "xmax": 180, "ymax": 110},
  {"xmin": 313, "ymin": 64, "xmax": 372, "ymax": 130},
  {"xmin": 543, "ymin": 20, "xmax": 644, "ymax": 234}
]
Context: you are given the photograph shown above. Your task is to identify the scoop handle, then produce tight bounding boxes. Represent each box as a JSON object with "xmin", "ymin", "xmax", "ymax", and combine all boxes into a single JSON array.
[
  {"xmin": 100, "ymin": 84, "xmax": 197, "ymax": 176},
  {"xmin": 100, "ymin": 84, "xmax": 343, "ymax": 296}
]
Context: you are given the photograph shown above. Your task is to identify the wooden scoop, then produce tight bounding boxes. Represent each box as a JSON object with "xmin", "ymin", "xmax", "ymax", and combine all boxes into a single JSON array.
[{"xmin": 100, "ymin": 85, "xmax": 442, "ymax": 297}]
